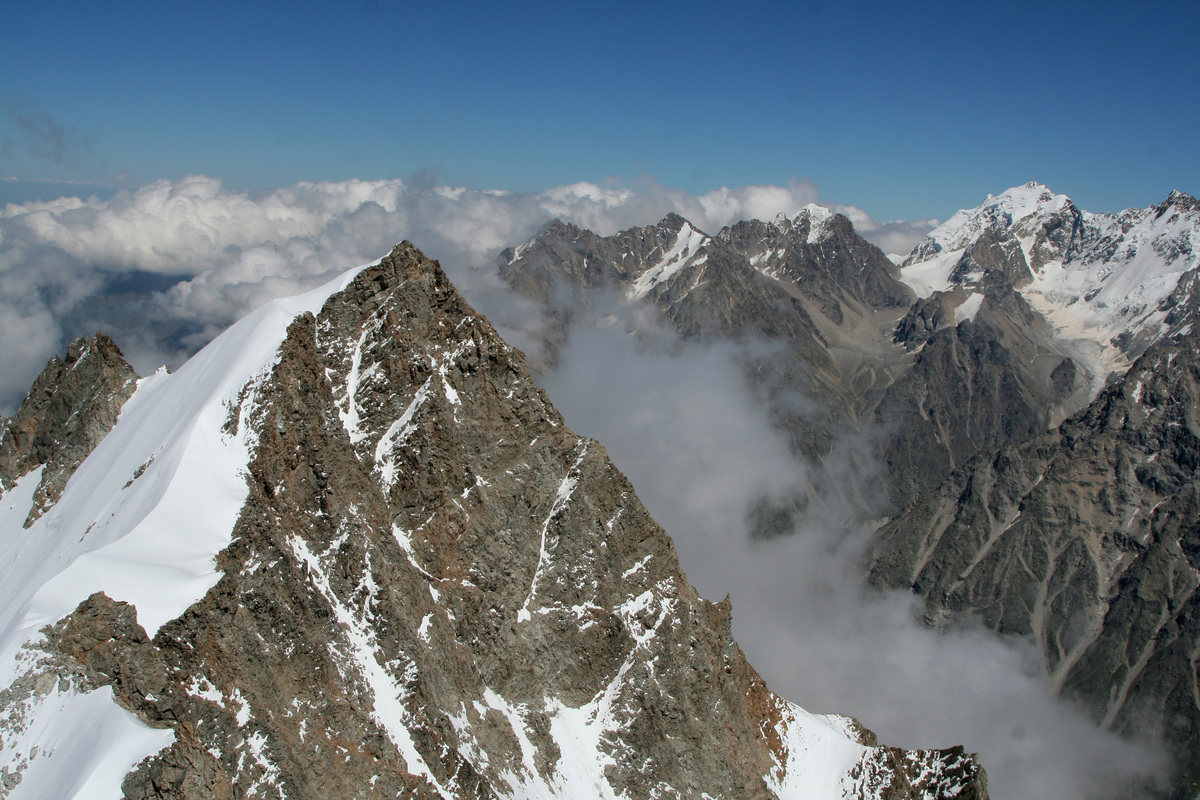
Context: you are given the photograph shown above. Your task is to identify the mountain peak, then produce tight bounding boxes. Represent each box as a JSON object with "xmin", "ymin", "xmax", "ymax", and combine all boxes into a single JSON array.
[
  {"xmin": 1158, "ymin": 189, "xmax": 1198, "ymax": 216},
  {"xmin": 0, "ymin": 331, "xmax": 139, "ymax": 526},
  {"xmin": 925, "ymin": 183, "xmax": 1072, "ymax": 256},
  {"xmin": 0, "ymin": 242, "xmax": 987, "ymax": 799},
  {"xmin": 656, "ymin": 211, "xmax": 693, "ymax": 234},
  {"xmin": 794, "ymin": 203, "xmax": 837, "ymax": 243}
]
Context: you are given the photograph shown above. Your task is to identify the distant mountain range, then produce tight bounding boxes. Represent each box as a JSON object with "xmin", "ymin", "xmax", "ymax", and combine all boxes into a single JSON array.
[{"xmin": 499, "ymin": 183, "xmax": 1200, "ymax": 797}]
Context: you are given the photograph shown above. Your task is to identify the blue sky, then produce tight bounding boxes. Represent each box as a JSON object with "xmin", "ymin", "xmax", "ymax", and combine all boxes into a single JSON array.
[{"xmin": 3, "ymin": 0, "xmax": 1198, "ymax": 221}]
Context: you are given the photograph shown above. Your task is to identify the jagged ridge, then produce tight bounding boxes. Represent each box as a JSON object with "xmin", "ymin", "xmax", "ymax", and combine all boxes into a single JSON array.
[{"xmin": 0, "ymin": 243, "xmax": 987, "ymax": 799}]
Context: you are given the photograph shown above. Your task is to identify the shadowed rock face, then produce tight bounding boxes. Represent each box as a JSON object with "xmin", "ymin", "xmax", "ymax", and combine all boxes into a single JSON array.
[
  {"xmin": 871, "ymin": 334, "xmax": 1200, "ymax": 795},
  {"xmin": 0, "ymin": 333, "xmax": 139, "ymax": 526},
  {"xmin": 877, "ymin": 284, "xmax": 1084, "ymax": 508},
  {"xmin": 500, "ymin": 211, "xmax": 1087, "ymax": 516},
  {"xmin": 893, "ymin": 289, "xmax": 968, "ymax": 352},
  {"xmin": 7, "ymin": 243, "xmax": 986, "ymax": 799},
  {"xmin": 865, "ymin": 188, "xmax": 1200, "ymax": 798},
  {"xmin": 498, "ymin": 212, "xmax": 917, "ymax": 474},
  {"xmin": 715, "ymin": 212, "xmax": 914, "ymax": 325},
  {"xmin": 497, "ymin": 213, "xmax": 839, "ymax": 385}
]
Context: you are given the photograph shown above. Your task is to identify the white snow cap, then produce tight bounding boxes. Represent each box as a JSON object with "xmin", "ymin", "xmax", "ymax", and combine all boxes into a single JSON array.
[
  {"xmin": 923, "ymin": 182, "xmax": 1072, "ymax": 255},
  {"xmin": 900, "ymin": 182, "xmax": 1200, "ymax": 393}
]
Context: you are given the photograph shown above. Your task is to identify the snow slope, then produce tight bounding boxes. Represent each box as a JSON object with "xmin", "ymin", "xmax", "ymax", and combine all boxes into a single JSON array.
[
  {"xmin": 628, "ymin": 221, "xmax": 710, "ymax": 300},
  {"xmin": 0, "ymin": 259, "xmax": 371, "ymax": 800}
]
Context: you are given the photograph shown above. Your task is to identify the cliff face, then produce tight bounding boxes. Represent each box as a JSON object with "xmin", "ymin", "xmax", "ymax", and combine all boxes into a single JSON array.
[
  {"xmin": 500, "ymin": 209, "xmax": 1089, "ymax": 515},
  {"xmin": 871, "ymin": 333, "xmax": 1200, "ymax": 794},
  {"xmin": 0, "ymin": 243, "xmax": 986, "ymax": 799},
  {"xmin": 877, "ymin": 277, "xmax": 1085, "ymax": 507}
]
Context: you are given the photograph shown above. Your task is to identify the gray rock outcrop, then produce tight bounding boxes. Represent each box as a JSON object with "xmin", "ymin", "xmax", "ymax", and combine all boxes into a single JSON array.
[
  {"xmin": 871, "ymin": 332, "xmax": 1200, "ymax": 795},
  {"xmin": 500, "ymin": 208, "xmax": 1088, "ymax": 515},
  {"xmin": 0, "ymin": 333, "xmax": 139, "ymax": 526}
]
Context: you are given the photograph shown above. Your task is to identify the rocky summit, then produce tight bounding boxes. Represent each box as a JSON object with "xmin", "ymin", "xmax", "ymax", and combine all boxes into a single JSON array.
[
  {"xmin": 0, "ymin": 332, "xmax": 139, "ymax": 528},
  {"xmin": 0, "ymin": 243, "xmax": 987, "ymax": 799},
  {"xmin": 497, "ymin": 200, "xmax": 1099, "ymax": 515},
  {"xmin": 869, "ymin": 184, "xmax": 1200, "ymax": 797}
]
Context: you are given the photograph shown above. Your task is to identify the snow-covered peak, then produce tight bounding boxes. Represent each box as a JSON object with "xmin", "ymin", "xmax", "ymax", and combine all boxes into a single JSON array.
[
  {"xmin": 1162, "ymin": 189, "xmax": 1198, "ymax": 211},
  {"xmin": 764, "ymin": 204, "xmax": 835, "ymax": 244},
  {"xmin": 795, "ymin": 203, "xmax": 835, "ymax": 244},
  {"xmin": 0, "ymin": 255, "xmax": 378, "ymax": 800},
  {"xmin": 919, "ymin": 182, "xmax": 1072, "ymax": 258},
  {"xmin": 795, "ymin": 203, "xmax": 833, "ymax": 221},
  {"xmin": 900, "ymin": 184, "xmax": 1200, "ymax": 392}
]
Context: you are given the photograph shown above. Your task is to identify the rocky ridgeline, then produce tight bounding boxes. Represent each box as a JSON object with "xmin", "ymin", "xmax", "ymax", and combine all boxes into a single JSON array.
[
  {"xmin": 0, "ymin": 244, "xmax": 987, "ymax": 798},
  {"xmin": 868, "ymin": 185, "xmax": 1200, "ymax": 795},
  {"xmin": 499, "ymin": 206, "xmax": 1088, "ymax": 513},
  {"xmin": 878, "ymin": 237, "xmax": 1085, "ymax": 507},
  {"xmin": 0, "ymin": 333, "xmax": 139, "ymax": 527},
  {"xmin": 499, "ymin": 213, "xmax": 848, "ymax": 461},
  {"xmin": 499, "ymin": 187, "xmax": 1200, "ymax": 796}
]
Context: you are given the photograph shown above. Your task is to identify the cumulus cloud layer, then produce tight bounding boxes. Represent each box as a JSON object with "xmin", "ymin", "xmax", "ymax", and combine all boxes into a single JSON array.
[
  {"xmin": 539, "ymin": 315, "xmax": 1165, "ymax": 800},
  {"xmin": 0, "ymin": 173, "xmax": 927, "ymax": 412}
]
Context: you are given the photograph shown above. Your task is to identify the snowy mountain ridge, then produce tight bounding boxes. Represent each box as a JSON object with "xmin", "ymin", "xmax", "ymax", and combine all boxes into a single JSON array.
[
  {"xmin": 899, "ymin": 182, "xmax": 1200, "ymax": 388},
  {"xmin": 0, "ymin": 243, "xmax": 985, "ymax": 799},
  {"xmin": 0, "ymin": 266, "xmax": 368, "ymax": 799}
]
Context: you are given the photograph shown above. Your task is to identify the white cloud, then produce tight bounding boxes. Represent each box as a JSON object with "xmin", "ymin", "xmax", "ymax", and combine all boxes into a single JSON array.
[
  {"xmin": 0, "ymin": 173, "xmax": 911, "ymax": 412},
  {"xmin": 538, "ymin": 311, "xmax": 1166, "ymax": 800}
]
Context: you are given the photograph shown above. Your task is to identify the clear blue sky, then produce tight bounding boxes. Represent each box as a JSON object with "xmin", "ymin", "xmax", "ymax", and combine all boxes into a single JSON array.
[{"xmin": 3, "ymin": 0, "xmax": 1197, "ymax": 221}]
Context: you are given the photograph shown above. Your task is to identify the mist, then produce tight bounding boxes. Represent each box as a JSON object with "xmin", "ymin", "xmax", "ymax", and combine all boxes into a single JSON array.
[{"xmin": 535, "ymin": 309, "xmax": 1166, "ymax": 800}]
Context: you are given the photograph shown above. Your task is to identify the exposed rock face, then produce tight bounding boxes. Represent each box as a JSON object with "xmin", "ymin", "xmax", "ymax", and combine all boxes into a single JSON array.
[
  {"xmin": 498, "ymin": 213, "xmax": 839, "ymax": 377},
  {"xmin": 0, "ymin": 243, "xmax": 987, "ymax": 799},
  {"xmin": 715, "ymin": 210, "xmax": 914, "ymax": 325},
  {"xmin": 877, "ymin": 282, "xmax": 1086, "ymax": 507},
  {"xmin": 893, "ymin": 289, "xmax": 967, "ymax": 351},
  {"xmin": 500, "ymin": 206, "xmax": 1090, "ymax": 514},
  {"xmin": 499, "ymin": 210, "xmax": 906, "ymax": 464},
  {"xmin": 947, "ymin": 228, "xmax": 1034, "ymax": 291},
  {"xmin": 871, "ymin": 333, "xmax": 1200, "ymax": 795},
  {"xmin": 0, "ymin": 333, "xmax": 139, "ymax": 526}
]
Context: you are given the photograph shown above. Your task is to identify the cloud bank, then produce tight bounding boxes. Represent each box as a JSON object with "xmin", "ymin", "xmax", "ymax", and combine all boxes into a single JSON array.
[
  {"xmin": 538, "ymin": 313, "xmax": 1165, "ymax": 800},
  {"xmin": 0, "ymin": 174, "xmax": 930, "ymax": 412}
]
